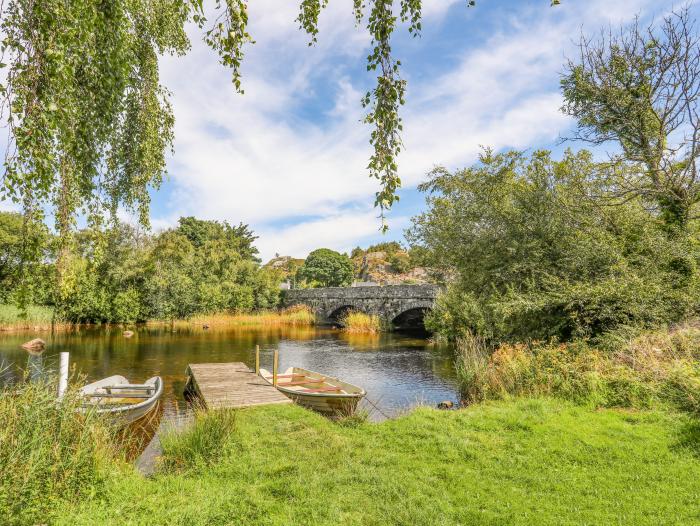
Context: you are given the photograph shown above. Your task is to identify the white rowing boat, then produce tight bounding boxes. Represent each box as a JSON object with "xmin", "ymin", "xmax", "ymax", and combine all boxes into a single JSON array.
[
  {"xmin": 79, "ymin": 375, "xmax": 163, "ymax": 425},
  {"xmin": 259, "ymin": 367, "xmax": 365, "ymax": 415}
]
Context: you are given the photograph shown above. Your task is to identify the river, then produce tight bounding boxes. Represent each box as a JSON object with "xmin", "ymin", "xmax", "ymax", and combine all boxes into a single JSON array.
[{"xmin": 0, "ymin": 325, "xmax": 460, "ymax": 419}]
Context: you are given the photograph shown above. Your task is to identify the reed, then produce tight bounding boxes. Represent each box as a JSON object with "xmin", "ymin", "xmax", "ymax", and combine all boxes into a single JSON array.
[
  {"xmin": 157, "ymin": 304, "xmax": 316, "ymax": 329},
  {"xmin": 0, "ymin": 378, "xmax": 117, "ymax": 526},
  {"xmin": 341, "ymin": 311, "xmax": 381, "ymax": 333}
]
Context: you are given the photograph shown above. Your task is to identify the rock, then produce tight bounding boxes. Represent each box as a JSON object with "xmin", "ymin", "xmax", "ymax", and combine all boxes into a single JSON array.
[
  {"xmin": 437, "ymin": 400, "xmax": 454, "ymax": 410},
  {"xmin": 202, "ymin": 324, "xmax": 210, "ymax": 329},
  {"xmin": 123, "ymin": 330, "xmax": 134, "ymax": 338},
  {"xmin": 21, "ymin": 338, "xmax": 46, "ymax": 353}
]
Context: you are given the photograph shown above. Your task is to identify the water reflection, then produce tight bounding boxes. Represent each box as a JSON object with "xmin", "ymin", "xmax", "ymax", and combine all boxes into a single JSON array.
[{"xmin": 0, "ymin": 325, "xmax": 459, "ymax": 418}]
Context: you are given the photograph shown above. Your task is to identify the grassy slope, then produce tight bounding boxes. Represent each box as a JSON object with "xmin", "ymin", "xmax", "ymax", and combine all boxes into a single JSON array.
[{"xmin": 59, "ymin": 399, "xmax": 700, "ymax": 526}]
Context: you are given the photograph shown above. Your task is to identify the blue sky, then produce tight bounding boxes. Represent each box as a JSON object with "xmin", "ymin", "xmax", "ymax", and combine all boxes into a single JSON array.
[{"xmin": 5, "ymin": 0, "xmax": 687, "ymax": 261}]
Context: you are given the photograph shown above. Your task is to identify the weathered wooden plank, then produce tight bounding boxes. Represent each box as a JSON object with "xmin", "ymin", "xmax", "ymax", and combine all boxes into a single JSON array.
[{"xmin": 186, "ymin": 362, "xmax": 292, "ymax": 410}]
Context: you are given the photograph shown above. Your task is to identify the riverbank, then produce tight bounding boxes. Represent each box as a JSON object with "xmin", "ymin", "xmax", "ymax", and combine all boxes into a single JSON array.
[
  {"xmin": 0, "ymin": 304, "xmax": 63, "ymax": 332},
  {"xmin": 456, "ymin": 323, "xmax": 700, "ymax": 414},
  {"xmin": 44, "ymin": 398, "xmax": 700, "ymax": 525},
  {"xmin": 0, "ymin": 304, "xmax": 316, "ymax": 332},
  {"xmin": 154, "ymin": 305, "xmax": 316, "ymax": 329}
]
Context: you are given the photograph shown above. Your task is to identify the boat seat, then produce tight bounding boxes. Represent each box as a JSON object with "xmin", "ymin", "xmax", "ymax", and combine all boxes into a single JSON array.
[
  {"xmin": 299, "ymin": 387, "xmax": 345, "ymax": 393},
  {"xmin": 105, "ymin": 384, "xmax": 155, "ymax": 390},
  {"xmin": 84, "ymin": 393, "xmax": 152, "ymax": 399},
  {"xmin": 280, "ymin": 378, "xmax": 326, "ymax": 386}
]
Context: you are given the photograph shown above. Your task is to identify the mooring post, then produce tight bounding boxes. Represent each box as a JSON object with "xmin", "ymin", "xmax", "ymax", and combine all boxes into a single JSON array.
[
  {"xmin": 273, "ymin": 349, "xmax": 279, "ymax": 387},
  {"xmin": 255, "ymin": 345, "xmax": 260, "ymax": 375},
  {"xmin": 57, "ymin": 352, "xmax": 69, "ymax": 399}
]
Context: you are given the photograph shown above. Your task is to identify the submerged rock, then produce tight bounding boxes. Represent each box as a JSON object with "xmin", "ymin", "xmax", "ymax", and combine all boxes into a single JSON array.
[
  {"xmin": 437, "ymin": 400, "xmax": 454, "ymax": 410},
  {"xmin": 202, "ymin": 324, "xmax": 210, "ymax": 329},
  {"xmin": 123, "ymin": 330, "xmax": 134, "ymax": 338},
  {"xmin": 21, "ymin": 338, "xmax": 46, "ymax": 353}
]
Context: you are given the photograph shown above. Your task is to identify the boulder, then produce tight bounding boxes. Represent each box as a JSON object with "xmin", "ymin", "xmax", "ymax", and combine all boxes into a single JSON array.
[
  {"xmin": 437, "ymin": 400, "xmax": 454, "ymax": 410},
  {"xmin": 123, "ymin": 330, "xmax": 134, "ymax": 338},
  {"xmin": 203, "ymin": 324, "xmax": 210, "ymax": 329},
  {"xmin": 21, "ymin": 338, "xmax": 46, "ymax": 353}
]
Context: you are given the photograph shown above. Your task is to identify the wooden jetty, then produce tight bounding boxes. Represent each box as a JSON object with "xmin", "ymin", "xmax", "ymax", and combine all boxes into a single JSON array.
[{"xmin": 185, "ymin": 362, "xmax": 292, "ymax": 410}]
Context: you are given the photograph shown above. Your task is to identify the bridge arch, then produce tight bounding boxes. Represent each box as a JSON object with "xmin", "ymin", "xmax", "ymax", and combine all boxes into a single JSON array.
[{"xmin": 388, "ymin": 300, "xmax": 434, "ymax": 331}]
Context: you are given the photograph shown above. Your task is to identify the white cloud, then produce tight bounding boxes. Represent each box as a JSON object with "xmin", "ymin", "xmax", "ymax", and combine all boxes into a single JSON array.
[
  {"xmin": 256, "ymin": 209, "xmax": 410, "ymax": 259},
  {"xmin": 154, "ymin": 0, "xmax": 669, "ymax": 261}
]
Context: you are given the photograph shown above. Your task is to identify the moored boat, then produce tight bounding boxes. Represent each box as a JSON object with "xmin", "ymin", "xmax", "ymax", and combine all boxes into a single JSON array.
[
  {"xmin": 79, "ymin": 375, "xmax": 163, "ymax": 425},
  {"xmin": 259, "ymin": 367, "xmax": 365, "ymax": 414}
]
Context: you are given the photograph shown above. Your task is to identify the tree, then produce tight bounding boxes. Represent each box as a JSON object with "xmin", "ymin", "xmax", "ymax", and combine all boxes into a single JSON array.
[
  {"xmin": 0, "ymin": 211, "xmax": 50, "ymax": 306},
  {"xmin": 562, "ymin": 8, "xmax": 700, "ymax": 230},
  {"xmin": 407, "ymin": 149, "xmax": 698, "ymax": 342},
  {"xmin": 176, "ymin": 217, "xmax": 259, "ymax": 261},
  {"xmin": 298, "ymin": 248, "xmax": 354, "ymax": 288}
]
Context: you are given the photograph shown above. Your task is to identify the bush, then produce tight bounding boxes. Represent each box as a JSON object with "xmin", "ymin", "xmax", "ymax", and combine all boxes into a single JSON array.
[
  {"xmin": 0, "ymin": 379, "xmax": 116, "ymax": 525},
  {"xmin": 457, "ymin": 324, "xmax": 700, "ymax": 414}
]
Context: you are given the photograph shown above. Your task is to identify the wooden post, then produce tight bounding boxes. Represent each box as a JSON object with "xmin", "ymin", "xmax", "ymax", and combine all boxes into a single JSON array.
[
  {"xmin": 255, "ymin": 345, "xmax": 260, "ymax": 375},
  {"xmin": 57, "ymin": 352, "xmax": 69, "ymax": 399},
  {"xmin": 273, "ymin": 349, "xmax": 279, "ymax": 387}
]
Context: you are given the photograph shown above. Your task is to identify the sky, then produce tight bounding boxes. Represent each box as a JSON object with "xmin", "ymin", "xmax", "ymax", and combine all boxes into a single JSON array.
[{"xmin": 2, "ymin": 0, "xmax": 691, "ymax": 261}]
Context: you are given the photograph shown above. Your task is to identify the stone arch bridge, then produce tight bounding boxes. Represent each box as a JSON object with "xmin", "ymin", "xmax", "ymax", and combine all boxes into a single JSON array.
[{"xmin": 283, "ymin": 285, "xmax": 440, "ymax": 330}]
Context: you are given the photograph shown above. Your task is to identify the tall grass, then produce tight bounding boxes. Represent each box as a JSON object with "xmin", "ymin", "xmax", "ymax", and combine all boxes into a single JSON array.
[
  {"xmin": 159, "ymin": 409, "xmax": 237, "ymax": 473},
  {"xmin": 0, "ymin": 378, "xmax": 116, "ymax": 525},
  {"xmin": 0, "ymin": 304, "xmax": 60, "ymax": 331},
  {"xmin": 158, "ymin": 304, "xmax": 316, "ymax": 329},
  {"xmin": 456, "ymin": 324, "xmax": 700, "ymax": 413},
  {"xmin": 341, "ymin": 311, "xmax": 381, "ymax": 333}
]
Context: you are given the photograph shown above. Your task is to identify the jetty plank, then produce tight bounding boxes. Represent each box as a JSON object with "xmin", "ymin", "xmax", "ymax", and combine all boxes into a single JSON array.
[{"xmin": 186, "ymin": 362, "xmax": 292, "ymax": 410}]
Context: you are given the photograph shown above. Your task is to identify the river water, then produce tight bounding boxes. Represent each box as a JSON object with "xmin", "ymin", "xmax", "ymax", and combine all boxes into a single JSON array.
[{"xmin": 0, "ymin": 325, "xmax": 460, "ymax": 419}]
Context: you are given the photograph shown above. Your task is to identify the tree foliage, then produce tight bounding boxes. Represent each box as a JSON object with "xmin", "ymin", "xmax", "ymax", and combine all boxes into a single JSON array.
[
  {"xmin": 408, "ymin": 149, "xmax": 700, "ymax": 342},
  {"xmin": 1, "ymin": 215, "xmax": 281, "ymax": 323},
  {"xmin": 0, "ymin": 0, "xmax": 565, "ymax": 254},
  {"xmin": 298, "ymin": 248, "xmax": 354, "ymax": 288}
]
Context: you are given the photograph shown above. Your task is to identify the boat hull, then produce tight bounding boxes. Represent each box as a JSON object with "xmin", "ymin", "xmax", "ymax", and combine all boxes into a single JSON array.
[{"xmin": 259, "ymin": 367, "xmax": 365, "ymax": 415}]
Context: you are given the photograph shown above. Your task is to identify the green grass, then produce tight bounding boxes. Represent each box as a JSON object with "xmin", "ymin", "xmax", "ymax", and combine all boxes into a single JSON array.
[
  {"xmin": 0, "ymin": 304, "xmax": 57, "ymax": 330},
  {"xmin": 55, "ymin": 398, "xmax": 700, "ymax": 525}
]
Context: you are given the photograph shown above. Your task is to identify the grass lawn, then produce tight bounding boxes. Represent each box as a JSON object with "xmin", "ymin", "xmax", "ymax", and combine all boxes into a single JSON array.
[{"xmin": 57, "ymin": 398, "xmax": 700, "ymax": 525}]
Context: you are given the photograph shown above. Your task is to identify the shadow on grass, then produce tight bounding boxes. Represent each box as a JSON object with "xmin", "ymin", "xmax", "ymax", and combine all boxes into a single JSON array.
[{"xmin": 672, "ymin": 420, "xmax": 700, "ymax": 458}]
